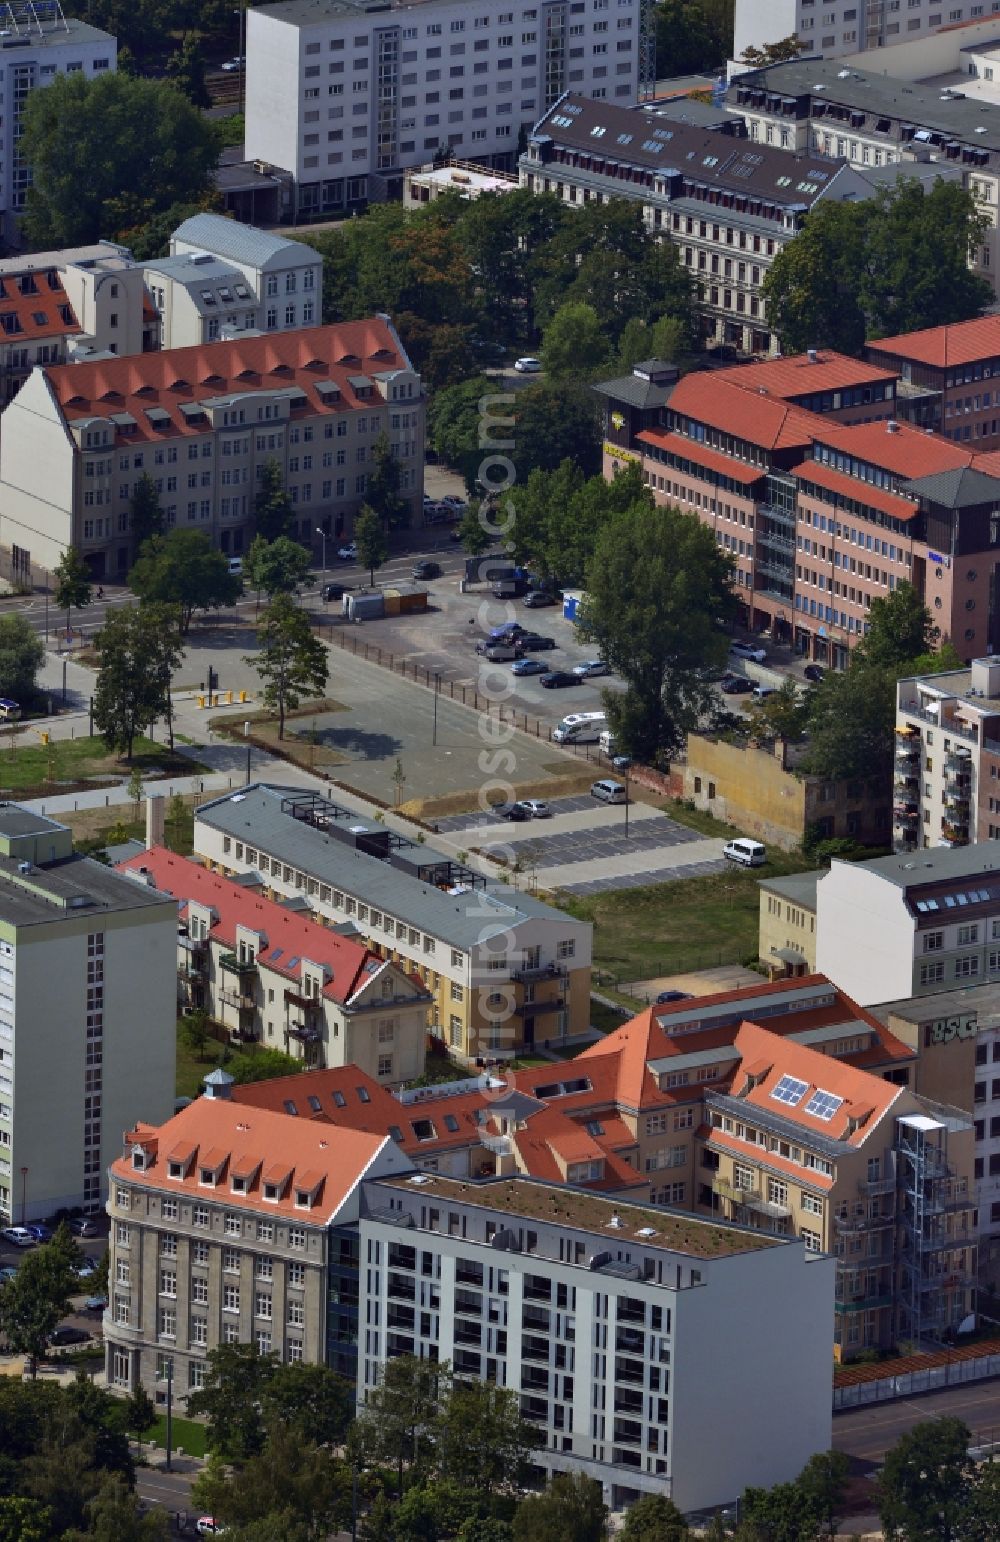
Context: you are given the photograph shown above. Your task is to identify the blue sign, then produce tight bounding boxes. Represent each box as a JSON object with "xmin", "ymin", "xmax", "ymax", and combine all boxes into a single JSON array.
[{"xmin": 928, "ymin": 550, "xmax": 944, "ymax": 564}]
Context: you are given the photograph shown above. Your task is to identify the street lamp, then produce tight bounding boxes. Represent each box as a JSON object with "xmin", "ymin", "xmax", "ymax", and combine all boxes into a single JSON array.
[{"xmin": 316, "ymin": 527, "xmax": 327, "ymax": 598}]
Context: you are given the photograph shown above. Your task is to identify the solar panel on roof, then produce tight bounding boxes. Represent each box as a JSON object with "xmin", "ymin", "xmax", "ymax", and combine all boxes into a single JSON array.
[{"xmin": 771, "ymin": 1074, "xmax": 808, "ymax": 1107}]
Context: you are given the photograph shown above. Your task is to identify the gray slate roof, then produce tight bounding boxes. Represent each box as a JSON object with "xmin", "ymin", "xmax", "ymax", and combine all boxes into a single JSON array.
[
  {"xmin": 592, "ymin": 372, "xmax": 676, "ymax": 410},
  {"xmin": 905, "ymin": 465, "xmax": 1000, "ymax": 509},
  {"xmin": 195, "ymin": 784, "xmax": 579, "ymax": 949},
  {"xmin": 756, "ymin": 870, "xmax": 822, "ymax": 910},
  {"xmin": 833, "ymin": 841, "xmax": 1000, "ymax": 891},
  {"xmin": 171, "ymin": 214, "xmax": 316, "ymax": 271}
]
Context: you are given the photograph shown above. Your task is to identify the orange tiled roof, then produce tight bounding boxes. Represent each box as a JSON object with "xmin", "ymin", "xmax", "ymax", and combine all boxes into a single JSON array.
[
  {"xmin": 0, "ymin": 266, "xmax": 80, "ymax": 344},
  {"xmin": 794, "ymin": 457, "xmax": 921, "ymax": 522},
  {"xmin": 118, "ymin": 847, "xmax": 401, "ymax": 1005},
  {"xmin": 813, "ymin": 418, "xmax": 973, "ymax": 479},
  {"xmin": 665, "ymin": 372, "xmax": 826, "ymax": 452},
  {"xmin": 715, "ymin": 351, "xmax": 897, "ymax": 401},
  {"xmin": 46, "ymin": 319, "xmax": 409, "ymax": 442},
  {"xmin": 112, "ymin": 1098, "xmax": 390, "ymax": 1223},
  {"xmin": 636, "ymin": 427, "xmax": 767, "ymax": 484},
  {"xmin": 709, "ymin": 1127, "xmax": 835, "ymax": 1190},
  {"xmin": 729, "ymin": 1021, "xmax": 903, "ymax": 1146},
  {"xmin": 867, "ymin": 314, "xmax": 1000, "ymax": 372}
]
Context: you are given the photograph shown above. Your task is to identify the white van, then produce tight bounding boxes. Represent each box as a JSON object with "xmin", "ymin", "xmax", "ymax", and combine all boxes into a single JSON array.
[
  {"xmin": 599, "ymin": 728, "xmax": 618, "ymax": 755},
  {"xmin": 553, "ymin": 711, "xmax": 607, "ymax": 745},
  {"xmin": 227, "ymin": 556, "xmax": 243, "ymax": 577},
  {"xmin": 723, "ymin": 838, "xmax": 766, "ymax": 868}
]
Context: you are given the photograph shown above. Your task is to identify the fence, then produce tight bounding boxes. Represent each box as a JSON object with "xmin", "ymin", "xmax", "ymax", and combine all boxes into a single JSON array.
[
  {"xmin": 593, "ymin": 951, "xmax": 753, "ymax": 997},
  {"xmin": 833, "ymin": 1339, "xmax": 1000, "ymax": 1411}
]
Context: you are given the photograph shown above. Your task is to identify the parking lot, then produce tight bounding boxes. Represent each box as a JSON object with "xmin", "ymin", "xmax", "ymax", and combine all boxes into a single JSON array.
[{"xmin": 0, "ymin": 1223, "xmax": 108, "ymax": 1362}]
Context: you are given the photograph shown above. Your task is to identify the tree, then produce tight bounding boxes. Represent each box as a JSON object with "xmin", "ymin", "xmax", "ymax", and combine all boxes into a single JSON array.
[
  {"xmin": 744, "ymin": 678, "xmax": 809, "ymax": 744},
  {"xmin": 879, "ymin": 1417, "xmax": 973, "ymax": 1542},
  {"xmin": 260, "ymin": 1361, "xmax": 353, "ymax": 1449},
  {"xmin": 762, "ymin": 202, "xmax": 870, "ymax": 356},
  {"xmin": 513, "ymin": 1473, "xmax": 607, "ymax": 1542},
  {"xmin": 0, "ymin": 1497, "xmax": 52, "ymax": 1542},
  {"xmin": 245, "ymin": 593, "xmax": 328, "ymax": 740},
  {"xmin": 356, "ymin": 1354, "xmax": 449, "ymax": 1494},
  {"xmin": 20, "ymin": 71, "xmax": 216, "ymax": 246},
  {"xmin": 541, "ymin": 302, "xmax": 609, "ymax": 381},
  {"xmin": 0, "ymin": 613, "xmax": 44, "ymax": 703},
  {"xmin": 53, "ymin": 546, "xmax": 92, "ymax": 640},
  {"xmin": 243, "ymin": 535, "xmax": 312, "ymax": 599},
  {"xmin": 93, "ymin": 606, "xmax": 171, "ymax": 761},
  {"xmin": 64, "ymin": 1473, "xmax": 168, "ymax": 1541},
  {"xmin": 578, "ymin": 501, "xmax": 737, "ymax": 761},
  {"xmin": 128, "ymin": 474, "xmax": 165, "ymax": 554},
  {"xmin": 796, "ymin": 1451, "xmax": 850, "ymax": 1542},
  {"xmin": 366, "ymin": 432, "xmax": 409, "ymax": 531},
  {"xmin": 435, "ymin": 1379, "xmax": 541, "ymax": 1497},
  {"xmin": 179, "ymin": 1008, "xmax": 211, "ymax": 1062},
  {"xmin": 457, "ymin": 500, "xmax": 495, "ymax": 557},
  {"xmin": 963, "ymin": 1459, "xmax": 1000, "ymax": 1542},
  {"xmin": 0, "ymin": 1237, "xmax": 78, "ymax": 1376},
  {"xmin": 739, "ymin": 34, "xmax": 807, "ymax": 66},
  {"xmin": 167, "ymin": 31, "xmax": 211, "ymax": 109},
  {"xmin": 124, "ymin": 1386, "xmax": 156, "ymax": 1461},
  {"xmin": 130, "ymin": 530, "xmax": 240, "ymax": 633},
  {"xmin": 192, "ymin": 1424, "xmax": 352, "ymax": 1537},
  {"xmin": 855, "ymin": 582, "xmax": 939, "ymax": 674},
  {"xmin": 187, "ymin": 1343, "xmax": 275, "ymax": 1463},
  {"xmin": 619, "ymin": 1494, "xmax": 690, "ymax": 1542},
  {"xmin": 254, "ymin": 459, "xmax": 295, "ymax": 543},
  {"xmin": 655, "ymin": 0, "xmax": 728, "ymax": 78},
  {"xmin": 355, "ymin": 505, "xmax": 389, "ymax": 588},
  {"xmin": 225, "ymin": 1045, "xmax": 301, "ymax": 1082},
  {"xmin": 740, "ymin": 1482, "xmax": 820, "ymax": 1542}
]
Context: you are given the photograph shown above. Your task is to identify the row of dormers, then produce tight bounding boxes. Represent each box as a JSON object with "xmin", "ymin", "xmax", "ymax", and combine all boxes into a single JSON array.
[{"xmin": 128, "ymin": 1135, "xmax": 326, "ymax": 1209}]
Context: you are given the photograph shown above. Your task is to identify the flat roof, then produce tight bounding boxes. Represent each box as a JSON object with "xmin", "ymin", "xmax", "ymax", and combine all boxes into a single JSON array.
[
  {"xmin": 833, "ymin": 841, "xmax": 1000, "ymax": 890},
  {"xmin": 0, "ymin": 852, "xmax": 175, "ymax": 927},
  {"xmin": 871, "ymin": 979, "xmax": 1000, "ymax": 1029},
  {"xmin": 255, "ymin": 0, "xmax": 394, "ymax": 24},
  {"xmin": 195, "ymin": 784, "xmax": 582, "ymax": 948},
  {"xmin": 757, "ymin": 870, "xmax": 823, "ymax": 910},
  {"xmin": 0, "ymin": 805, "xmax": 66, "ymax": 840},
  {"xmin": 375, "ymin": 1172, "xmax": 783, "ymax": 1258}
]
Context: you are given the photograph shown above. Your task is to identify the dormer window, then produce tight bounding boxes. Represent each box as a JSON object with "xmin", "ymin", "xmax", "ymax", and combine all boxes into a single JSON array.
[
  {"xmin": 167, "ymin": 1160, "xmax": 183, "ymax": 1179},
  {"xmin": 231, "ymin": 1175, "xmax": 247, "ymax": 1193},
  {"xmin": 295, "ymin": 1189, "xmax": 312, "ymax": 1208},
  {"xmin": 132, "ymin": 1148, "xmax": 147, "ymax": 1171},
  {"xmin": 200, "ymin": 1166, "xmax": 218, "ymax": 1186},
  {"xmin": 264, "ymin": 1182, "xmax": 279, "ymax": 1201}
]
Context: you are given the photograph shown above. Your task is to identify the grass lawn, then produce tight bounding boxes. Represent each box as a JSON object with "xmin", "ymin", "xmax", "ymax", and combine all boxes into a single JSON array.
[
  {"xmin": 0, "ymin": 734, "xmax": 207, "ymax": 799},
  {"xmin": 656, "ymin": 797, "xmax": 738, "ymax": 840},
  {"xmin": 176, "ymin": 1033, "xmax": 219, "ymax": 1100},
  {"xmin": 147, "ymin": 1412, "xmax": 208, "ymax": 1459},
  {"xmin": 560, "ymin": 847, "xmax": 813, "ymax": 986},
  {"xmin": 70, "ymin": 801, "xmax": 196, "ymax": 859}
]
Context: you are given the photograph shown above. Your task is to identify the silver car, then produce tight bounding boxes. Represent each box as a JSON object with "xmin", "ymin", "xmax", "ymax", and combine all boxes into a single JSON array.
[{"xmin": 573, "ymin": 659, "xmax": 610, "ymax": 679}]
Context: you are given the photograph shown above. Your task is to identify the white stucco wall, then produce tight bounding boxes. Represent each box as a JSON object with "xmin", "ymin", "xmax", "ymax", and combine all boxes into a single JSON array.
[
  {"xmin": 0, "ymin": 368, "xmax": 76, "ymax": 571},
  {"xmin": 815, "ymin": 863, "xmax": 916, "ymax": 1006}
]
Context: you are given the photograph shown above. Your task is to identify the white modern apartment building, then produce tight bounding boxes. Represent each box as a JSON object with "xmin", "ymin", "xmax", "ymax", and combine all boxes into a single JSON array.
[
  {"xmin": 893, "ymin": 657, "xmax": 1000, "ymax": 854},
  {"xmin": 244, "ymin": 0, "xmax": 648, "ymax": 220},
  {"xmin": 0, "ymin": 2, "xmax": 116, "ymax": 241},
  {"xmin": 732, "ymin": 0, "xmax": 995, "ymax": 63},
  {"xmin": 0, "ymin": 804, "xmax": 176, "ymax": 1223},
  {"xmin": 360, "ymin": 1172, "xmax": 833, "ymax": 1513}
]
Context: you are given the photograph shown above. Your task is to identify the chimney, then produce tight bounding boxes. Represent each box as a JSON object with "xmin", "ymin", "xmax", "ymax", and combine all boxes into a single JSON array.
[
  {"xmin": 807, "ymin": 348, "xmax": 819, "ymax": 363},
  {"xmin": 886, "ymin": 419, "xmax": 899, "ymax": 433},
  {"xmin": 146, "ymin": 793, "xmax": 165, "ymax": 849}
]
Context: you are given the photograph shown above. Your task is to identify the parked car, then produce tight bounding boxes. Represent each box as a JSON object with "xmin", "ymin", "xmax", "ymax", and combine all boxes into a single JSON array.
[
  {"xmin": 68, "ymin": 1216, "xmax": 98, "ymax": 1238},
  {"xmin": 74, "ymin": 1257, "xmax": 99, "ymax": 1280},
  {"xmin": 540, "ymin": 671, "xmax": 579, "ymax": 689},
  {"xmin": 611, "ymin": 754, "xmax": 632, "ymax": 772},
  {"xmin": 0, "ymin": 1265, "xmax": 17, "ymax": 1283},
  {"xmin": 412, "ymin": 560, "xmax": 441, "ymax": 581},
  {"xmin": 720, "ymin": 674, "xmax": 754, "ymax": 694},
  {"xmin": 477, "ymin": 640, "xmax": 519, "ymax": 661},
  {"xmin": 493, "ymin": 802, "xmax": 531, "ymax": 821},
  {"xmin": 24, "ymin": 1224, "xmax": 52, "ymax": 1243},
  {"xmin": 219, "ymin": 57, "xmax": 244, "ymax": 71},
  {"xmin": 752, "ymin": 684, "xmax": 777, "ymax": 701},
  {"xmin": 656, "ymin": 990, "xmax": 693, "ymax": 1004},
  {"xmin": 730, "ymin": 640, "xmax": 767, "ymax": 664},
  {"xmin": 83, "ymin": 1294, "xmax": 108, "ymax": 1313},
  {"xmin": 487, "ymin": 622, "xmax": 524, "ymax": 642},
  {"xmin": 49, "ymin": 1325, "xmax": 89, "ymax": 1347},
  {"xmin": 510, "ymin": 657, "xmax": 548, "ymax": 676},
  {"xmin": 513, "ymin": 356, "xmax": 541, "ymax": 373},
  {"xmin": 523, "ymin": 590, "xmax": 556, "ymax": 608},
  {"xmin": 337, "ymin": 542, "xmax": 357, "ymax": 561},
  {"xmin": 573, "ymin": 659, "xmax": 609, "ymax": 679},
  {"xmin": 803, "ymin": 664, "xmax": 824, "ymax": 683},
  {"xmin": 322, "ymin": 582, "xmax": 348, "ymax": 601},
  {"xmin": 515, "ymin": 633, "xmax": 556, "ymax": 652},
  {"xmin": 591, "ymin": 779, "xmax": 628, "ymax": 804},
  {"xmin": 1, "ymin": 1226, "xmax": 35, "ymax": 1248},
  {"xmin": 197, "ymin": 1521, "xmax": 227, "ymax": 1537},
  {"xmin": 723, "ymin": 838, "xmax": 767, "ymax": 867},
  {"xmin": 226, "ymin": 557, "xmax": 243, "ymax": 577},
  {"xmin": 440, "ymin": 495, "xmax": 467, "ymax": 513},
  {"xmin": 519, "ymin": 799, "xmax": 551, "ymax": 818}
]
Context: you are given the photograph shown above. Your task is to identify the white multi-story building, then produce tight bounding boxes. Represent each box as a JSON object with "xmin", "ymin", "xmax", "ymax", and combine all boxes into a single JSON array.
[
  {"xmin": 244, "ymin": 0, "xmax": 649, "ymax": 220},
  {"xmin": 893, "ymin": 658, "xmax": 1000, "ymax": 855},
  {"xmin": 732, "ymin": 0, "xmax": 988, "ymax": 63},
  {"xmin": 0, "ymin": 1, "xmax": 116, "ymax": 241},
  {"xmin": 0, "ymin": 803, "xmax": 176, "ymax": 1222}
]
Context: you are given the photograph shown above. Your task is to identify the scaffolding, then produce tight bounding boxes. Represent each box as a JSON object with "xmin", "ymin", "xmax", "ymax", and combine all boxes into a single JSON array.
[
  {"xmin": 0, "ymin": 0, "xmax": 69, "ymax": 36},
  {"xmin": 895, "ymin": 1113, "xmax": 976, "ymax": 1349},
  {"xmin": 637, "ymin": 0, "xmax": 656, "ymax": 101}
]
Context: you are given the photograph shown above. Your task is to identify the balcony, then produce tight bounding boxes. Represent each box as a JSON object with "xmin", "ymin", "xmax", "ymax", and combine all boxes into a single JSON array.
[
  {"xmin": 893, "ymin": 769, "xmax": 919, "ymax": 793},
  {"xmin": 480, "ymin": 1133, "xmax": 513, "ymax": 1158},
  {"xmin": 757, "ymin": 528, "xmax": 796, "ymax": 553},
  {"xmin": 454, "ymin": 1321, "xmax": 482, "ymax": 1346},
  {"xmin": 614, "ymin": 1357, "xmax": 645, "ymax": 1385},
  {"xmin": 745, "ymin": 1194, "xmax": 792, "ymax": 1220},
  {"xmin": 944, "ymin": 751, "xmax": 973, "ymax": 776},
  {"xmin": 455, "ymin": 1289, "xmax": 482, "ymax": 1317},
  {"xmin": 614, "ymin": 1389, "xmax": 643, "ymax": 1415},
  {"xmin": 616, "ymin": 1328, "xmax": 646, "ymax": 1355},
  {"xmin": 860, "ymin": 1174, "xmax": 896, "ymax": 1196},
  {"xmin": 387, "ymin": 1274, "xmax": 415, "ymax": 1302},
  {"xmin": 522, "ymin": 1334, "xmax": 550, "ymax": 1362},
  {"xmin": 218, "ymin": 986, "xmax": 255, "ymax": 1011},
  {"xmin": 893, "ymin": 804, "xmax": 919, "ymax": 825},
  {"xmin": 834, "ymin": 1292, "xmax": 894, "ymax": 1314},
  {"xmin": 513, "ymin": 995, "xmax": 567, "ymax": 1018},
  {"xmin": 834, "ymin": 1207, "xmax": 893, "ymax": 1233},
  {"xmin": 756, "ymin": 500, "xmax": 796, "ymax": 529},
  {"xmin": 522, "ymin": 1305, "xmax": 550, "ymax": 1332},
  {"xmin": 285, "ymin": 987, "xmax": 322, "ymax": 1013},
  {"xmin": 219, "ymin": 952, "xmax": 257, "ymax": 978},
  {"xmin": 713, "ymin": 1176, "xmax": 760, "ymax": 1203},
  {"xmin": 286, "ymin": 1021, "xmax": 321, "ymax": 1043},
  {"xmin": 510, "ymin": 961, "xmax": 568, "ymax": 984}
]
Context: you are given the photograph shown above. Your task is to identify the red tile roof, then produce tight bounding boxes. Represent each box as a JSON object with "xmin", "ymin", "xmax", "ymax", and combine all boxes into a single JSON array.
[
  {"xmin": 0, "ymin": 266, "xmax": 79, "ymax": 344},
  {"xmin": 636, "ymin": 427, "xmax": 767, "ymax": 485},
  {"xmin": 729, "ymin": 1021, "xmax": 904, "ymax": 1146},
  {"xmin": 812, "ymin": 418, "xmax": 972, "ymax": 479},
  {"xmin": 715, "ymin": 351, "xmax": 897, "ymax": 401},
  {"xmin": 794, "ymin": 458, "xmax": 921, "ymax": 522},
  {"xmin": 867, "ymin": 315, "xmax": 1000, "ymax": 371},
  {"xmin": 114, "ymin": 1099, "xmax": 392, "ymax": 1224},
  {"xmin": 665, "ymin": 372, "xmax": 826, "ymax": 451},
  {"xmin": 46, "ymin": 319, "xmax": 408, "ymax": 442},
  {"xmin": 117, "ymin": 847, "xmax": 397, "ymax": 1005}
]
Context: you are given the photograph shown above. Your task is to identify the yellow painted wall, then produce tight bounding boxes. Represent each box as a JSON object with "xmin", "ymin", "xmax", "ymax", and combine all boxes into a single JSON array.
[{"xmin": 684, "ymin": 734, "xmax": 807, "ymax": 849}]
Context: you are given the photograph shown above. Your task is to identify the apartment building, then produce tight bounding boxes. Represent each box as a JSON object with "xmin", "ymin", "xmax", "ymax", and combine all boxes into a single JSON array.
[
  {"xmin": 893, "ymin": 656, "xmax": 1000, "ymax": 852},
  {"xmin": 0, "ymin": 2, "xmax": 116, "ymax": 242},
  {"xmin": 703, "ymin": 1020, "xmax": 975, "ymax": 1357},
  {"xmin": 867, "ymin": 316, "xmax": 1000, "ymax": 451},
  {"xmin": 193, "ymin": 786, "xmax": 592, "ymax": 1063},
  {"xmin": 758, "ymin": 871, "xmax": 821, "ymax": 975},
  {"xmin": 244, "ymin": 0, "xmax": 647, "ymax": 222},
  {"xmin": 117, "ymin": 847, "xmax": 432, "ymax": 1085},
  {"xmin": 0, "ymin": 803, "xmax": 176, "ymax": 1223},
  {"xmin": 598, "ymin": 355, "xmax": 1000, "ymax": 666},
  {"xmin": 727, "ymin": 58, "xmax": 1000, "ymax": 292},
  {"xmin": 360, "ymin": 1171, "xmax": 833, "ymax": 1513},
  {"xmin": 0, "ymin": 317, "xmax": 424, "ymax": 580},
  {"xmin": 520, "ymin": 95, "xmax": 876, "ymax": 356},
  {"xmin": 143, "ymin": 215, "xmax": 325, "ymax": 350},
  {"xmin": 103, "ymin": 1089, "xmax": 414, "ymax": 1398},
  {"xmin": 732, "ymin": 0, "xmax": 992, "ymax": 61}
]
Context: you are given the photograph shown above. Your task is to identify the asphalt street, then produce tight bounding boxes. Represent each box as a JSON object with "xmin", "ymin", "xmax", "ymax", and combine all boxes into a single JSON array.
[{"xmin": 833, "ymin": 1378, "xmax": 1000, "ymax": 1464}]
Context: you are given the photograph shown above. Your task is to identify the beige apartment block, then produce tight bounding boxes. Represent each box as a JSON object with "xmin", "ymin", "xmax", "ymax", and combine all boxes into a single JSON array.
[{"xmin": 758, "ymin": 871, "xmax": 821, "ymax": 977}]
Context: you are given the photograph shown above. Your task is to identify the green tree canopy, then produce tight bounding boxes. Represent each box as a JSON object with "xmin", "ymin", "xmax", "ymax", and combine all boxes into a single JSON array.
[
  {"xmin": 93, "ymin": 604, "xmax": 176, "ymax": 760},
  {"xmin": 541, "ymin": 302, "xmax": 609, "ymax": 381},
  {"xmin": 254, "ymin": 459, "xmax": 295, "ymax": 543},
  {"xmin": 0, "ymin": 613, "xmax": 44, "ymax": 703},
  {"xmin": 513, "ymin": 1473, "xmax": 607, "ymax": 1542},
  {"xmin": 129, "ymin": 472, "xmax": 165, "ymax": 553},
  {"xmin": 245, "ymin": 592, "xmax": 328, "ymax": 739},
  {"xmin": 739, "ymin": 34, "xmax": 807, "ymax": 66},
  {"xmin": 243, "ymin": 535, "xmax": 312, "ymax": 598},
  {"xmin": 20, "ymin": 71, "xmax": 216, "ymax": 246},
  {"xmin": 53, "ymin": 546, "xmax": 92, "ymax": 635},
  {"xmin": 166, "ymin": 31, "xmax": 211, "ymax": 109},
  {"xmin": 0, "ymin": 1236, "xmax": 79, "ymax": 1376},
  {"xmin": 618, "ymin": 1492, "xmax": 690, "ymax": 1542},
  {"xmin": 366, "ymin": 431, "xmax": 410, "ymax": 530},
  {"xmin": 355, "ymin": 505, "xmax": 389, "ymax": 586},
  {"xmin": 433, "ymin": 1378, "xmax": 541, "ymax": 1497},
  {"xmin": 879, "ymin": 1417, "xmax": 972, "ymax": 1542},
  {"xmin": 130, "ymin": 529, "xmax": 240, "ymax": 632},
  {"xmin": 744, "ymin": 678, "xmax": 810, "ymax": 744},
  {"xmin": 655, "ymin": 0, "xmax": 730, "ymax": 78},
  {"xmin": 579, "ymin": 499, "xmax": 737, "ymax": 760}
]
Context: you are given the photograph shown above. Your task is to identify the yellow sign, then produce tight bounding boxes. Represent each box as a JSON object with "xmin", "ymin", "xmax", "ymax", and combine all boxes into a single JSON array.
[
  {"xmin": 611, "ymin": 411, "xmax": 625, "ymax": 431},
  {"xmin": 603, "ymin": 441, "xmax": 640, "ymax": 463}
]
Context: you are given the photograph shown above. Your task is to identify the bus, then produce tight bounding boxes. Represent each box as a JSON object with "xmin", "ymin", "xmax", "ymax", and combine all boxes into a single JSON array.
[{"xmin": 552, "ymin": 711, "xmax": 607, "ymax": 745}]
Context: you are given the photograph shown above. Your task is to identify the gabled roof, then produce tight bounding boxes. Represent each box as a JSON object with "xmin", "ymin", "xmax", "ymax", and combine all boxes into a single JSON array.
[
  {"xmin": 868, "ymin": 314, "xmax": 1000, "ymax": 372},
  {"xmin": 715, "ymin": 351, "xmax": 897, "ymax": 402},
  {"xmin": 117, "ymin": 846, "xmax": 417, "ymax": 1006},
  {"xmin": 812, "ymin": 417, "xmax": 974, "ymax": 479},
  {"xmin": 666, "ymin": 372, "xmax": 826, "ymax": 452},
  {"xmin": 113, "ymin": 1099, "xmax": 394, "ymax": 1224},
  {"xmin": 0, "ymin": 265, "xmax": 79, "ymax": 345},
  {"xmin": 906, "ymin": 464, "xmax": 1000, "ymax": 509}
]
